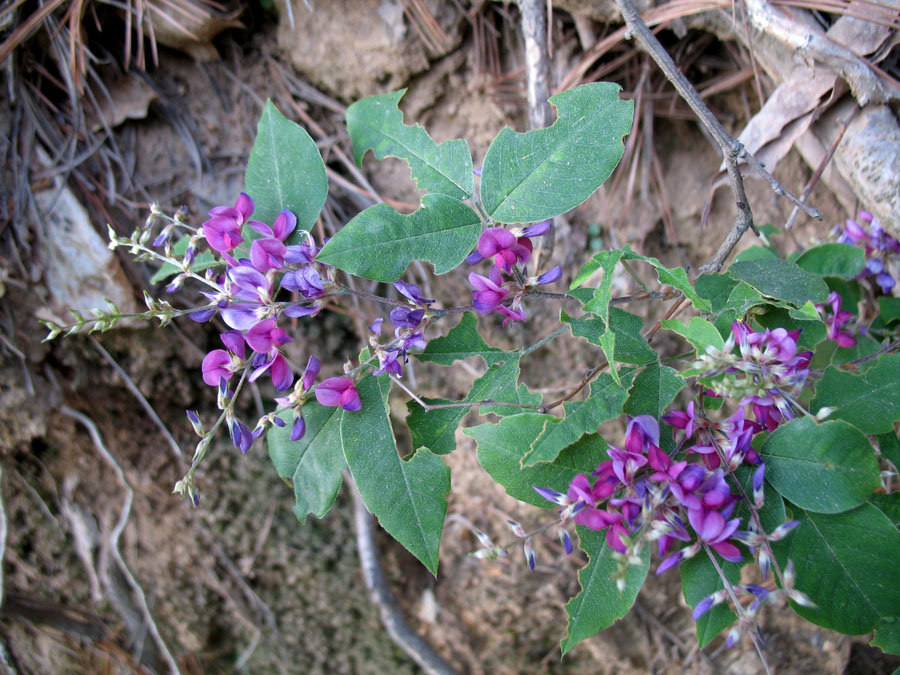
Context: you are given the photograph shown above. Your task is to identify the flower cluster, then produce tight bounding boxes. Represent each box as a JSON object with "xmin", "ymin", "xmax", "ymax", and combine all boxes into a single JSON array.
[
  {"xmin": 836, "ymin": 210, "xmax": 900, "ymax": 294},
  {"xmin": 167, "ymin": 194, "xmax": 364, "ymax": 456},
  {"xmin": 533, "ymin": 322, "xmax": 808, "ymax": 628},
  {"xmin": 368, "ymin": 280, "xmax": 432, "ymax": 378},
  {"xmin": 466, "ymin": 223, "xmax": 562, "ymax": 326}
]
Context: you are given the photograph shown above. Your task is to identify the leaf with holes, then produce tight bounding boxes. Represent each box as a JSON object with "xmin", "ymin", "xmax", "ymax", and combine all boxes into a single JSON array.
[
  {"xmin": 317, "ymin": 193, "xmax": 481, "ymax": 282},
  {"xmin": 347, "ymin": 89, "xmax": 474, "ymax": 199},
  {"xmin": 481, "ymin": 83, "xmax": 632, "ymax": 223}
]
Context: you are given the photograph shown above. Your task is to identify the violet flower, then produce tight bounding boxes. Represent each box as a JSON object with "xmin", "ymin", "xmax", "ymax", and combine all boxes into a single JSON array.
[
  {"xmin": 244, "ymin": 318, "xmax": 292, "ymax": 353},
  {"xmin": 315, "ymin": 377, "xmax": 362, "ymax": 411},
  {"xmin": 469, "ymin": 268, "xmax": 509, "ymax": 313},
  {"xmin": 817, "ymin": 291, "xmax": 857, "ymax": 348},
  {"xmin": 393, "ymin": 280, "xmax": 433, "ymax": 306},
  {"xmin": 203, "ymin": 193, "xmax": 254, "ymax": 254}
]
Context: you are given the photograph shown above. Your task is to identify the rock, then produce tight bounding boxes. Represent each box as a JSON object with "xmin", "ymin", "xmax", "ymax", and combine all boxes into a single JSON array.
[{"xmin": 276, "ymin": 0, "xmax": 462, "ymax": 101}]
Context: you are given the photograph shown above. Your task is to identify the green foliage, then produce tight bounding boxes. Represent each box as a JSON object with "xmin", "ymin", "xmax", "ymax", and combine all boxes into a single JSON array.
[
  {"xmin": 660, "ymin": 317, "xmax": 724, "ymax": 355},
  {"xmin": 245, "ymin": 100, "xmax": 328, "ymax": 230},
  {"xmin": 317, "ymin": 194, "xmax": 481, "ymax": 282},
  {"xmin": 346, "ymin": 89, "xmax": 474, "ymax": 199},
  {"xmin": 268, "ymin": 403, "xmax": 345, "ymax": 523},
  {"xmin": 466, "ymin": 421, "xmax": 608, "ymax": 508},
  {"xmin": 521, "ymin": 374, "xmax": 630, "ymax": 467},
  {"xmin": 407, "ymin": 355, "xmax": 540, "ymax": 455},
  {"xmin": 680, "ymin": 554, "xmax": 741, "ymax": 648},
  {"xmin": 776, "ymin": 503, "xmax": 900, "ymax": 635},
  {"xmin": 812, "ymin": 354, "xmax": 900, "ymax": 433},
  {"xmin": 342, "ymin": 376, "xmax": 450, "ymax": 575},
  {"xmin": 728, "ymin": 257, "xmax": 829, "ymax": 307},
  {"xmin": 623, "ymin": 364, "xmax": 685, "ymax": 420},
  {"xmin": 416, "ymin": 313, "xmax": 505, "ymax": 367},
  {"xmin": 562, "ymin": 307, "xmax": 658, "ymax": 365},
  {"xmin": 560, "ymin": 526, "xmax": 650, "ymax": 655},
  {"xmin": 794, "ymin": 243, "xmax": 866, "ymax": 278},
  {"xmin": 481, "ymin": 83, "xmax": 632, "ymax": 223},
  {"xmin": 761, "ymin": 418, "xmax": 881, "ymax": 514}
]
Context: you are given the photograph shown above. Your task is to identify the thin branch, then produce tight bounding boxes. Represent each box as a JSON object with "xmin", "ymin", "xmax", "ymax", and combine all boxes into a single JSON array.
[{"xmin": 612, "ymin": 0, "xmax": 821, "ymax": 275}]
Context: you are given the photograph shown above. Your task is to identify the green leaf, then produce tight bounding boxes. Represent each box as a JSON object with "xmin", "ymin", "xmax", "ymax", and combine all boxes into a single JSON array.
[
  {"xmin": 761, "ymin": 418, "xmax": 880, "ymax": 514},
  {"xmin": 812, "ymin": 354, "xmax": 900, "ymax": 433},
  {"xmin": 729, "ymin": 258, "xmax": 829, "ymax": 307},
  {"xmin": 680, "ymin": 554, "xmax": 742, "ymax": 648},
  {"xmin": 879, "ymin": 297, "xmax": 900, "ymax": 325},
  {"xmin": 481, "ymin": 83, "xmax": 633, "ymax": 223},
  {"xmin": 732, "ymin": 465, "xmax": 786, "ymax": 534},
  {"xmin": 660, "ymin": 317, "xmax": 724, "ymax": 355},
  {"xmin": 467, "ymin": 419, "xmax": 608, "ymax": 507},
  {"xmin": 149, "ymin": 236, "xmax": 218, "ymax": 284},
  {"xmin": 346, "ymin": 89, "xmax": 474, "ymax": 199},
  {"xmin": 735, "ymin": 244, "xmax": 779, "ymax": 262},
  {"xmin": 695, "ymin": 273, "xmax": 738, "ymax": 313},
  {"xmin": 869, "ymin": 493, "xmax": 900, "ymax": 528},
  {"xmin": 753, "ymin": 306, "xmax": 826, "ymax": 350},
  {"xmin": 795, "ymin": 243, "xmax": 866, "ymax": 278},
  {"xmin": 872, "ymin": 618, "xmax": 900, "ymax": 655},
  {"xmin": 563, "ymin": 308, "xmax": 657, "ymax": 365},
  {"xmin": 623, "ymin": 364, "xmax": 685, "ymax": 420},
  {"xmin": 776, "ymin": 503, "xmax": 900, "ymax": 634},
  {"xmin": 342, "ymin": 376, "xmax": 450, "ymax": 575},
  {"xmin": 560, "ymin": 526, "xmax": 650, "ymax": 655},
  {"xmin": 620, "ymin": 247, "xmax": 711, "ymax": 311},
  {"xmin": 317, "ymin": 194, "xmax": 481, "ymax": 282},
  {"xmin": 877, "ymin": 432, "xmax": 900, "ymax": 473},
  {"xmin": 267, "ymin": 403, "xmax": 345, "ymax": 523},
  {"xmin": 416, "ymin": 313, "xmax": 505, "ymax": 367},
  {"xmin": 521, "ymin": 374, "xmax": 630, "ymax": 467},
  {"xmin": 245, "ymin": 100, "xmax": 328, "ymax": 229},
  {"xmin": 407, "ymin": 355, "xmax": 540, "ymax": 455},
  {"xmin": 577, "ymin": 250, "xmax": 625, "ymax": 323}
]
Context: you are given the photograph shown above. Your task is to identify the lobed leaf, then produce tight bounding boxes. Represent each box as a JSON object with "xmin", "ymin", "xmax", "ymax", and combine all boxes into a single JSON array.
[
  {"xmin": 342, "ymin": 375, "xmax": 450, "ymax": 575},
  {"xmin": 407, "ymin": 354, "xmax": 540, "ymax": 455},
  {"xmin": 317, "ymin": 194, "xmax": 481, "ymax": 282},
  {"xmin": 416, "ymin": 313, "xmax": 505, "ymax": 368},
  {"xmin": 660, "ymin": 317, "xmax": 724, "ymax": 356},
  {"xmin": 245, "ymin": 100, "xmax": 328, "ymax": 230},
  {"xmin": 467, "ymin": 421, "xmax": 608, "ymax": 508},
  {"xmin": 623, "ymin": 364, "xmax": 685, "ymax": 420},
  {"xmin": 521, "ymin": 374, "xmax": 630, "ymax": 467},
  {"xmin": 481, "ymin": 83, "xmax": 632, "ymax": 223},
  {"xmin": 346, "ymin": 89, "xmax": 474, "ymax": 199}
]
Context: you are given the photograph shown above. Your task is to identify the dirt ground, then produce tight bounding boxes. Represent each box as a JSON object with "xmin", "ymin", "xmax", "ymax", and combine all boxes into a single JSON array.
[{"xmin": 2, "ymin": 1, "xmax": 900, "ymax": 673}]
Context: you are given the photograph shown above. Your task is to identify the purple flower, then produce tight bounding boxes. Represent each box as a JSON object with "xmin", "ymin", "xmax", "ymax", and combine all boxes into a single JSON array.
[
  {"xmin": 496, "ymin": 304, "xmax": 526, "ymax": 326},
  {"xmin": 203, "ymin": 193, "xmax": 253, "ymax": 253},
  {"xmin": 229, "ymin": 417, "xmax": 253, "ymax": 454},
  {"xmin": 532, "ymin": 265, "xmax": 562, "ymax": 286},
  {"xmin": 521, "ymin": 220, "xmax": 552, "ymax": 238},
  {"xmin": 302, "ymin": 356, "xmax": 321, "ymax": 391},
  {"xmin": 248, "ymin": 209, "xmax": 297, "ymax": 241},
  {"xmin": 315, "ymin": 377, "xmax": 362, "ymax": 411},
  {"xmin": 688, "ymin": 505, "xmax": 742, "ymax": 562},
  {"xmin": 281, "ymin": 266, "xmax": 325, "ymax": 299},
  {"xmin": 249, "ymin": 352, "xmax": 293, "ymax": 390},
  {"xmin": 393, "ymin": 280, "xmax": 433, "ymax": 306},
  {"xmin": 389, "ymin": 307, "xmax": 425, "ymax": 329},
  {"xmin": 475, "ymin": 227, "xmax": 532, "ymax": 271},
  {"xmin": 817, "ymin": 291, "xmax": 857, "ymax": 348},
  {"xmin": 245, "ymin": 318, "xmax": 292, "ymax": 353},
  {"xmin": 250, "ymin": 237, "xmax": 287, "ymax": 273},
  {"xmin": 373, "ymin": 350, "xmax": 402, "ymax": 377},
  {"xmin": 290, "ymin": 415, "xmax": 306, "ymax": 441},
  {"xmin": 469, "ymin": 268, "xmax": 509, "ymax": 314}
]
